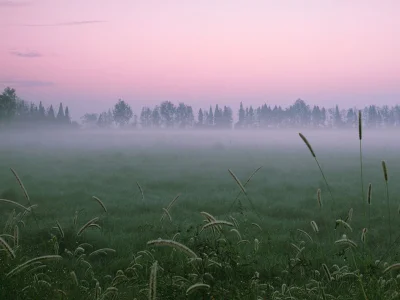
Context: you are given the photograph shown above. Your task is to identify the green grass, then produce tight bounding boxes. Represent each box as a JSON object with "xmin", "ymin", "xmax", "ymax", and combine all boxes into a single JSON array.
[{"xmin": 1, "ymin": 130, "xmax": 400, "ymax": 299}]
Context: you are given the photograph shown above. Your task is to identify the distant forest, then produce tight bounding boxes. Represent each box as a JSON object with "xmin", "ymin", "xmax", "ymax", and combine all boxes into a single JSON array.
[{"xmin": 1, "ymin": 86, "xmax": 400, "ymax": 130}]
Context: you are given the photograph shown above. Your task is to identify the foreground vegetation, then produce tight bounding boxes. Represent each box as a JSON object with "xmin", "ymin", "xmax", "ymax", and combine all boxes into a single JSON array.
[{"xmin": 1, "ymin": 130, "xmax": 400, "ymax": 299}]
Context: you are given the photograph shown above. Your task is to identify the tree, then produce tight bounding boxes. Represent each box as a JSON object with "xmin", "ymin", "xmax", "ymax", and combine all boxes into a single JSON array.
[
  {"xmin": 81, "ymin": 113, "xmax": 98, "ymax": 127},
  {"xmin": 151, "ymin": 106, "xmax": 161, "ymax": 128},
  {"xmin": 312, "ymin": 106, "xmax": 322, "ymax": 128},
  {"xmin": 38, "ymin": 101, "xmax": 46, "ymax": 121},
  {"xmin": 290, "ymin": 99, "xmax": 311, "ymax": 127},
  {"xmin": 207, "ymin": 106, "xmax": 214, "ymax": 127},
  {"xmin": 334, "ymin": 105, "xmax": 343, "ymax": 128},
  {"xmin": 132, "ymin": 114, "xmax": 138, "ymax": 128},
  {"xmin": 185, "ymin": 105, "xmax": 195, "ymax": 128},
  {"xmin": 197, "ymin": 108, "xmax": 204, "ymax": 126},
  {"xmin": 368, "ymin": 105, "xmax": 379, "ymax": 128},
  {"xmin": 47, "ymin": 105, "xmax": 56, "ymax": 121},
  {"xmin": 238, "ymin": 102, "xmax": 245, "ymax": 128},
  {"xmin": 248, "ymin": 106, "xmax": 255, "ymax": 127},
  {"xmin": 175, "ymin": 103, "xmax": 187, "ymax": 128},
  {"xmin": 64, "ymin": 106, "xmax": 71, "ymax": 124},
  {"xmin": 113, "ymin": 99, "xmax": 133, "ymax": 127},
  {"xmin": 29, "ymin": 103, "xmax": 38, "ymax": 122},
  {"xmin": 346, "ymin": 108, "xmax": 356, "ymax": 128},
  {"xmin": 97, "ymin": 110, "xmax": 113, "ymax": 128},
  {"xmin": 214, "ymin": 104, "xmax": 223, "ymax": 128},
  {"xmin": 0, "ymin": 87, "xmax": 17, "ymax": 123},
  {"xmin": 56, "ymin": 103, "xmax": 65, "ymax": 122},
  {"xmin": 140, "ymin": 107, "xmax": 152, "ymax": 128},
  {"xmin": 15, "ymin": 99, "xmax": 30, "ymax": 122},
  {"xmin": 160, "ymin": 101, "xmax": 175, "ymax": 128},
  {"xmin": 222, "ymin": 106, "xmax": 233, "ymax": 128}
]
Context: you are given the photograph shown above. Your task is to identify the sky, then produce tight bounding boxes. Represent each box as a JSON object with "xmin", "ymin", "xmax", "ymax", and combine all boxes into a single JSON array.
[{"xmin": 1, "ymin": 0, "xmax": 399, "ymax": 120}]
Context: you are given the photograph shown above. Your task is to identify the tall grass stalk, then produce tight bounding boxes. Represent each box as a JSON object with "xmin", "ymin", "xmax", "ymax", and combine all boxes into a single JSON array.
[
  {"xmin": 228, "ymin": 169, "xmax": 260, "ymax": 219},
  {"xmin": 10, "ymin": 168, "xmax": 40, "ymax": 229},
  {"xmin": 229, "ymin": 166, "xmax": 262, "ymax": 213},
  {"xmin": 350, "ymin": 248, "xmax": 369, "ymax": 300},
  {"xmin": 359, "ymin": 111, "xmax": 366, "ymax": 216},
  {"xmin": 299, "ymin": 133, "xmax": 334, "ymax": 209},
  {"xmin": 367, "ymin": 183, "xmax": 372, "ymax": 229},
  {"xmin": 382, "ymin": 161, "xmax": 391, "ymax": 244}
]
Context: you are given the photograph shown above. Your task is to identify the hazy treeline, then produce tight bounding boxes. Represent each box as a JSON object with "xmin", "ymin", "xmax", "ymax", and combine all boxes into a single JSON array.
[
  {"xmin": 0, "ymin": 87, "xmax": 75, "ymax": 129},
  {"xmin": 83, "ymin": 97, "xmax": 400, "ymax": 130},
  {"xmin": 1, "ymin": 86, "xmax": 400, "ymax": 130}
]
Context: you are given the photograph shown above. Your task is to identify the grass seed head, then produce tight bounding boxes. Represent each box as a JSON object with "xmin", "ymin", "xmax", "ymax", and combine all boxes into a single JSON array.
[
  {"xmin": 299, "ymin": 133, "xmax": 316, "ymax": 158},
  {"xmin": 382, "ymin": 161, "xmax": 388, "ymax": 182},
  {"xmin": 367, "ymin": 183, "xmax": 372, "ymax": 205},
  {"xmin": 92, "ymin": 196, "xmax": 107, "ymax": 213},
  {"xmin": 361, "ymin": 228, "xmax": 368, "ymax": 243},
  {"xmin": 317, "ymin": 189, "xmax": 322, "ymax": 208},
  {"xmin": 310, "ymin": 221, "xmax": 319, "ymax": 233}
]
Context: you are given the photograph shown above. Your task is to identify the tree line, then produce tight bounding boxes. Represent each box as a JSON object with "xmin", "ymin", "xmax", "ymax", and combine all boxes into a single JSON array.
[
  {"xmin": 0, "ymin": 87, "xmax": 73, "ymax": 128},
  {"xmin": 1, "ymin": 87, "xmax": 400, "ymax": 130}
]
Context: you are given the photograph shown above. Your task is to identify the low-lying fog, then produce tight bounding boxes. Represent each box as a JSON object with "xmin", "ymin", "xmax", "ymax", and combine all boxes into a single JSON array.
[{"xmin": 1, "ymin": 129, "xmax": 398, "ymax": 155}]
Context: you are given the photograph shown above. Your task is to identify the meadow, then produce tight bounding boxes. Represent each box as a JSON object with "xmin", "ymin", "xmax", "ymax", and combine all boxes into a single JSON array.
[{"xmin": 1, "ymin": 129, "xmax": 400, "ymax": 299}]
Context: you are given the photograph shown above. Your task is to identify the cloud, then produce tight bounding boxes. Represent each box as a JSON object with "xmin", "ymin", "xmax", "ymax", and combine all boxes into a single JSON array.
[
  {"xmin": 23, "ymin": 20, "xmax": 107, "ymax": 27},
  {"xmin": 0, "ymin": 1, "xmax": 31, "ymax": 6},
  {"xmin": 0, "ymin": 80, "xmax": 54, "ymax": 88},
  {"xmin": 10, "ymin": 50, "xmax": 42, "ymax": 58}
]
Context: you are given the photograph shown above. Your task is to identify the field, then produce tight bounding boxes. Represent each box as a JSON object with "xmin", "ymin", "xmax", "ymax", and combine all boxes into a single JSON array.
[{"xmin": 1, "ymin": 129, "xmax": 400, "ymax": 299}]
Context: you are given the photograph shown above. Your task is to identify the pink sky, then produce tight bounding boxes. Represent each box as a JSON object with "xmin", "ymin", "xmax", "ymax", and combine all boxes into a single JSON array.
[{"xmin": 1, "ymin": 0, "xmax": 399, "ymax": 119}]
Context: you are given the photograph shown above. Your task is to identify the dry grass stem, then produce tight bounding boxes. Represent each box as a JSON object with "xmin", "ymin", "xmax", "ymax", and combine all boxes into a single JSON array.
[
  {"xmin": 186, "ymin": 283, "xmax": 210, "ymax": 295},
  {"xmin": 297, "ymin": 229, "xmax": 313, "ymax": 243},
  {"xmin": 92, "ymin": 196, "xmax": 107, "ymax": 213},
  {"xmin": 149, "ymin": 261, "xmax": 158, "ymax": 300},
  {"xmin": 6, "ymin": 255, "xmax": 62, "ymax": 277},
  {"xmin": 0, "ymin": 199, "xmax": 31, "ymax": 211},
  {"xmin": 228, "ymin": 169, "xmax": 247, "ymax": 195},
  {"xmin": 160, "ymin": 194, "xmax": 181, "ymax": 221},
  {"xmin": 317, "ymin": 189, "xmax": 322, "ymax": 209},
  {"xmin": 77, "ymin": 217, "xmax": 100, "ymax": 236},
  {"xmin": 0, "ymin": 236, "xmax": 16, "ymax": 259},
  {"xmin": 56, "ymin": 221, "xmax": 64, "ymax": 238},
  {"xmin": 299, "ymin": 133, "xmax": 334, "ymax": 207},
  {"xmin": 136, "ymin": 181, "xmax": 145, "ymax": 202},
  {"xmin": 147, "ymin": 239, "xmax": 198, "ymax": 258}
]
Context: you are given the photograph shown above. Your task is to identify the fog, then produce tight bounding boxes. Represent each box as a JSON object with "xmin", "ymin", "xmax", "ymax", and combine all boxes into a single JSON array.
[{"xmin": 1, "ymin": 129, "xmax": 399, "ymax": 156}]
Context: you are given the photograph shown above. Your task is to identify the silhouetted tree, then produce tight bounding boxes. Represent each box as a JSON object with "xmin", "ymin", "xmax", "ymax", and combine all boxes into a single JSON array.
[
  {"xmin": 47, "ymin": 105, "xmax": 56, "ymax": 122},
  {"xmin": 140, "ymin": 107, "xmax": 152, "ymax": 128},
  {"xmin": 207, "ymin": 106, "xmax": 214, "ymax": 127},
  {"xmin": 346, "ymin": 108, "xmax": 356, "ymax": 128},
  {"xmin": 0, "ymin": 87, "xmax": 17, "ymax": 123},
  {"xmin": 151, "ymin": 106, "xmax": 161, "ymax": 128},
  {"xmin": 97, "ymin": 110, "xmax": 113, "ymax": 128},
  {"xmin": 160, "ymin": 101, "xmax": 175, "ymax": 128},
  {"xmin": 237, "ymin": 102, "xmax": 245, "ymax": 128},
  {"xmin": 56, "ymin": 103, "xmax": 65, "ymax": 123},
  {"xmin": 113, "ymin": 99, "xmax": 133, "ymax": 127},
  {"xmin": 64, "ymin": 106, "xmax": 71, "ymax": 124},
  {"xmin": 222, "ymin": 106, "xmax": 233, "ymax": 129},
  {"xmin": 214, "ymin": 104, "xmax": 223, "ymax": 128},
  {"xmin": 197, "ymin": 108, "xmax": 204, "ymax": 127},
  {"xmin": 82, "ymin": 113, "xmax": 98, "ymax": 128},
  {"xmin": 38, "ymin": 101, "xmax": 46, "ymax": 121}
]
